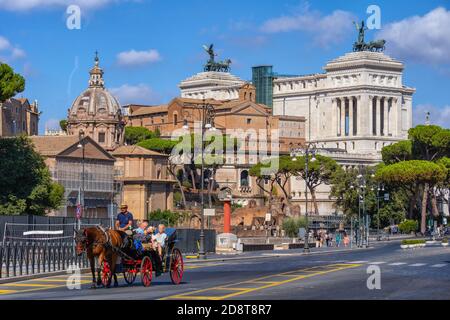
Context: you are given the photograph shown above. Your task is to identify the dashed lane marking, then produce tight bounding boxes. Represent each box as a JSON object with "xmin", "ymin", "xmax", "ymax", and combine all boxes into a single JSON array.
[
  {"xmin": 431, "ymin": 264, "xmax": 447, "ymax": 268},
  {"xmin": 389, "ymin": 262, "xmax": 407, "ymax": 266},
  {"xmin": 348, "ymin": 261, "xmax": 368, "ymax": 264},
  {"xmin": 368, "ymin": 262, "xmax": 386, "ymax": 265},
  {"xmin": 160, "ymin": 263, "xmax": 361, "ymax": 300},
  {"xmin": 409, "ymin": 263, "xmax": 427, "ymax": 267}
]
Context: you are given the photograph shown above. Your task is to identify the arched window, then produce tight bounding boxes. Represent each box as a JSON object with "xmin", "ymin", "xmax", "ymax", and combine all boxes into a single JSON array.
[
  {"xmin": 240, "ymin": 170, "xmax": 249, "ymax": 187},
  {"xmin": 174, "ymin": 113, "xmax": 178, "ymax": 125}
]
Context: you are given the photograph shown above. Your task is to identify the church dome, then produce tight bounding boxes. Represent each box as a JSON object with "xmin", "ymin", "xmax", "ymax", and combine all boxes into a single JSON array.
[
  {"xmin": 68, "ymin": 53, "xmax": 121, "ymax": 118},
  {"xmin": 67, "ymin": 53, "xmax": 124, "ymax": 151}
]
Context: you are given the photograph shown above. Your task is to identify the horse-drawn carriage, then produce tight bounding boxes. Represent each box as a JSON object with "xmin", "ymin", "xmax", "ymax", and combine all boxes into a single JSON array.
[{"xmin": 75, "ymin": 226, "xmax": 184, "ymax": 288}]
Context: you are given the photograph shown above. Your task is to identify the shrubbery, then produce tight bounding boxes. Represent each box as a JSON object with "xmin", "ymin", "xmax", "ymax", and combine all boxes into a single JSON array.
[
  {"xmin": 399, "ymin": 219, "xmax": 418, "ymax": 234},
  {"xmin": 282, "ymin": 217, "xmax": 308, "ymax": 238},
  {"xmin": 401, "ymin": 239, "xmax": 425, "ymax": 245},
  {"xmin": 148, "ymin": 209, "xmax": 182, "ymax": 226}
]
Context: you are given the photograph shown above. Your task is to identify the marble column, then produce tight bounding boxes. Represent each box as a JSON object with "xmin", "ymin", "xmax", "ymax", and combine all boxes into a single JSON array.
[
  {"xmin": 385, "ymin": 98, "xmax": 390, "ymax": 136},
  {"xmin": 376, "ymin": 96, "xmax": 381, "ymax": 136},
  {"xmin": 337, "ymin": 98, "xmax": 341, "ymax": 136},
  {"xmin": 332, "ymin": 98, "xmax": 337, "ymax": 137},
  {"xmin": 349, "ymin": 97, "xmax": 354, "ymax": 136},
  {"xmin": 341, "ymin": 97, "xmax": 346, "ymax": 136}
]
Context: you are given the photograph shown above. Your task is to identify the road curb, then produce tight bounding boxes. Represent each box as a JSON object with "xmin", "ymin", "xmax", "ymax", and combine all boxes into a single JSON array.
[{"xmin": 0, "ymin": 268, "xmax": 90, "ymax": 285}]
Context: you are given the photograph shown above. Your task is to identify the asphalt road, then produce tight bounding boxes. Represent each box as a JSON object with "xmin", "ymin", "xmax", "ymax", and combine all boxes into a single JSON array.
[{"xmin": 0, "ymin": 242, "xmax": 449, "ymax": 300}]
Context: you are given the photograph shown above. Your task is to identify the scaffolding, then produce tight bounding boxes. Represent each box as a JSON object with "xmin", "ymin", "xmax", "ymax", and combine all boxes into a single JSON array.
[{"xmin": 50, "ymin": 158, "xmax": 122, "ymax": 218}]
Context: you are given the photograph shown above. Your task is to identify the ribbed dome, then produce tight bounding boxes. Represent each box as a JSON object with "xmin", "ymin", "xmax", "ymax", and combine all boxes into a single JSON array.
[
  {"xmin": 69, "ymin": 87, "xmax": 121, "ymax": 117},
  {"xmin": 69, "ymin": 53, "xmax": 121, "ymax": 118},
  {"xmin": 66, "ymin": 53, "xmax": 124, "ymax": 151}
]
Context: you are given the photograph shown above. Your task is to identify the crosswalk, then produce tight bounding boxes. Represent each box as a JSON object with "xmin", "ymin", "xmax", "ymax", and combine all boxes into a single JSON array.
[{"xmin": 346, "ymin": 260, "xmax": 449, "ymax": 268}]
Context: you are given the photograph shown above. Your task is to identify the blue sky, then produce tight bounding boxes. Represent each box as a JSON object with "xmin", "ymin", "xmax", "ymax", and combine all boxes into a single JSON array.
[{"xmin": 0, "ymin": 0, "xmax": 449, "ymax": 133}]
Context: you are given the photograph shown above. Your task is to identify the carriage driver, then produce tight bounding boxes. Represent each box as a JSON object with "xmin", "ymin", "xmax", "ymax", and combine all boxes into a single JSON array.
[
  {"xmin": 115, "ymin": 204, "xmax": 134, "ymax": 248},
  {"xmin": 115, "ymin": 204, "xmax": 134, "ymax": 233}
]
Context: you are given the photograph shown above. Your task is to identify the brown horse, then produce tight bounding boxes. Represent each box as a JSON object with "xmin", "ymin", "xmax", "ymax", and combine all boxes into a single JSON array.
[{"xmin": 74, "ymin": 227, "xmax": 125, "ymax": 288}]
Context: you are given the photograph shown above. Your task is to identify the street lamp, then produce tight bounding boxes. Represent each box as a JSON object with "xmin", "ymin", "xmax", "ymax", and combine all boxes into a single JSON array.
[
  {"xmin": 371, "ymin": 182, "xmax": 385, "ymax": 241},
  {"xmin": 183, "ymin": 101, "xmax": 216, "ymax": 259},
  {"xmin": 291, "ymin": 142, "xmax": 317, "ymax": 253},
  {"xmin": 77, "ymin": 130, "xmax": 86, "ymax": 230},
  {"xmin": 351, "ymin": 172, "xmax": 369, "ymax": 248}
]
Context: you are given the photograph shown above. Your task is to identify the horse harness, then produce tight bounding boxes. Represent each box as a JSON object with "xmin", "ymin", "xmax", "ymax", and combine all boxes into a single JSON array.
[{"xmin": 82, "ymin": 225, "xmax": 112, "ymax": 249}]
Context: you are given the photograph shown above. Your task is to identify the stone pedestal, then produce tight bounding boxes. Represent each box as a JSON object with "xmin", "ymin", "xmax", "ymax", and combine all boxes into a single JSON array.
[{"xmin": 216, "ymin": 233, "xmax": 238, "ymax": 252}]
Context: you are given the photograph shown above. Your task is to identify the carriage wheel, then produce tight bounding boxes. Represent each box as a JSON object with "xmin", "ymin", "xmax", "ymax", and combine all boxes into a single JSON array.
[
  {"xmin": 140, "ymin": 256, "xmax": 153, "ymax": 287},
  {"xmin": 123, "ymin": 270, "xmax": 137, "ymax": 285},
  {"xmin": 169, "ymin": 248, "xmax": 184, "ymax": 285},
  {"xmin": 101, "ymin": 261, "xmax": 112, "ymax": 287}
]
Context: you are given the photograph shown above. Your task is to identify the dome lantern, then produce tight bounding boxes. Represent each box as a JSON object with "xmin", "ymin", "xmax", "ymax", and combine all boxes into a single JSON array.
[{"xmin": 88, "ymin": 51, "xmax": 105, "ymax": 88}]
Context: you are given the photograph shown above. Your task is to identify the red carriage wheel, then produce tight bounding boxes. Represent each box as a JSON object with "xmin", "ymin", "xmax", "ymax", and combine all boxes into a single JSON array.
[
  {"xmin": 100, "ymin": 261, "xmax": 112, "ymax": 287},
  {"xmin": 169, "ymin": 248, "xmax": 184, "ymax": 285},
  {"xmin": 123, "ymin": 270, "xmax": 137, "ymax": 285},
  {"xmin": 140, "ymin": 256, "xmax": 153, "ymax": 287}
]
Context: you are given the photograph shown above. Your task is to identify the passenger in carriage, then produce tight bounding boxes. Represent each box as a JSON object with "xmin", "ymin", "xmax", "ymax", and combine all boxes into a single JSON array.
[
  {"xmin": 153, "ymin": 224, "xmax": 167, "ymax": 257},
  {"xmin": 134, "ymin": 220, "xmax": 149, "ymax": 236}
]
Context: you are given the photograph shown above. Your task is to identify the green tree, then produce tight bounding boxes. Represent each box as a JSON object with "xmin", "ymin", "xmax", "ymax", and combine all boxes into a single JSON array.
[
  {"xmin": 0, "ymin": 63, "xmax": 25, "ymax": 102},
  {"xmin": 148, "ymin": 209, "xmax": 182, "ymax": 226},
  {"xmin": 59, "ymin": 120, "xmax": 68, "ymax": 133},
  {"xmin": 409, "ymin": 125, "xmax": 450, "ymax": 161},
  {"xmin": 0, "ymin": 136, "xmax": 65, "ymax": 215},
  {"xmin": 125, "ymin": 127, "xmax": 157, "ymax": 145},
  {"xmin": 295, "ymin": 154, "xmax": 342, "ymax": 215},
  {"xmin": 249, "ymin": 155, "xmax": 301, "ymax": 203},
  {"xmin": 381, "ymin": 140, "xmax": 412, "ymax": 164},
  {"xmin": 137, "ymin": 137, "xmax": 178, "ymax": 154},
  {"xmin": 282, "ymin": 217, "xmax": 308, "ymax": 237},
  {"xmin": 376, "ymin": 160, "xmax": 447, "ymax": 234}
]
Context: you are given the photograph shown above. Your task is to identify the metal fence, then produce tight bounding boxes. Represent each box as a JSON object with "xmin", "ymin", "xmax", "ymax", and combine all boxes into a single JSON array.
[
  {"xmin": 0, "ymin": 241, "xmax": 88, "ymax": 279},
  {"xmin": 0, "ymin": 215, "xmax": 216, "ymax": 279}
]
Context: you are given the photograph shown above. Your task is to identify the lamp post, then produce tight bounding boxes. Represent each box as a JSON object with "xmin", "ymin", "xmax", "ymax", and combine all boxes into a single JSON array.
[
  {"xmin": 291, "ymin": 142, "xmax": 317, "ymax": 253},
  {"xmin": 351, "ymin": 172, "xmax": 368, "ymax": 248},
  {"xmin": 77, "ymin": 130, "xmax": 86, "ymax": 230},
  {"xmin": 371, "ymin": 182, "xmax": 385, "ymax": 241},
  {"xmin": 183, "ymin": 101, "xmax": 216, "ymax": 259}
]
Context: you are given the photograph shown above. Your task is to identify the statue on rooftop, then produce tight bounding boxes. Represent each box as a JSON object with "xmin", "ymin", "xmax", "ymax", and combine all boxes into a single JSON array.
[
  {"xmin": 352, "ymin": 20, "xmax": 386, "ymax": 52},
  {"xmin": 202, "ymin": 44, "xmax": 232, "ymax": 72}
]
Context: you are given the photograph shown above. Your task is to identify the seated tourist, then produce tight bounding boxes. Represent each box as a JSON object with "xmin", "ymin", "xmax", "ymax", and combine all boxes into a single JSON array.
[
  {"xmin": 153, "ymin": 224, "xmax": 167, "ymax": 258},
  {"xmin": 134, "ymin": 220, "xmax": 149, "ymax": 235}
]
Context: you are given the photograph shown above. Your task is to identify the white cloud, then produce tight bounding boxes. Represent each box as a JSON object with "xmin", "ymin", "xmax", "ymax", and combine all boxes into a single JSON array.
[
  {"xmin": 413, "ymin": 104, "xmax": 450, "ymax": 128},
  {"xmin": 116, "ymin": 49, "xmax": 161, "ymax": 67},
  {"xmin": 0, "ymin": 36, "xmax": 11, "ymax": 50},
  {"xmin": 0, "ymin": 35, "xmax": 26, "ymax": 61},
  {"xmin": 0, "ymin": 0, "xmax": 124, "ymax": 11},
  {"xmin": 260, "ymin": 7, "xmax": 356, "ymax": 48},
  {"xmin": 110, "ymin": 83, "xmax": 160, "ymax": 105},
  {"xmin": 377, "ymin": 7, "xmax": 450, "ymax": 65}
]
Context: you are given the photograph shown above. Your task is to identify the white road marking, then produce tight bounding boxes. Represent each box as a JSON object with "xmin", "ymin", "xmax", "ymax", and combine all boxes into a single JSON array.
[
  {"xmin": 348, "ymin": 261, "xmax": 368, "ymax": 264},
  {"xmin": 431, "ymin": 264, "xmax": 447, "ymax": 268},
  {"xmin": 409, "ymin": 263, "xmax": 427, "ymax": 267},
  {"xmin": 389, "ymin": 262, "xmax": 407, "ymax": 266},
  {"xmin": 368, "ymin": 261, "xmax": 386, "ymax": 265}
]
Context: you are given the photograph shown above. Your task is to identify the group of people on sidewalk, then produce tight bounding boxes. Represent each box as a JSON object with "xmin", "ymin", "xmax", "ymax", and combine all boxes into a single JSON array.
[{"xmin": 312, "ymin": 230, "xmax": 350, "ymax": 248}]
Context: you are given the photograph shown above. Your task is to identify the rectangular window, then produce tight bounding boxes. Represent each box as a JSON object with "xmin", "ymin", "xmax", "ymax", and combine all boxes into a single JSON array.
[
  {"xmin": 98, "ymin": 132, "xmax": 106, "ymax": 143},
  {"xmin": 247, "ymin": 118, "xmax": 252, "ymax": 124}
]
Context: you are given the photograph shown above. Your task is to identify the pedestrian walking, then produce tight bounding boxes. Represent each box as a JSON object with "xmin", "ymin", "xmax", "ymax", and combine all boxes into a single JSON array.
[
  {"xmin": 335, "ymin": 232, "xmax": 341, "ymax": 247},
  {"xmin": 343, "ymin": 233, "xmax": 350, "ymax": 247}
]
